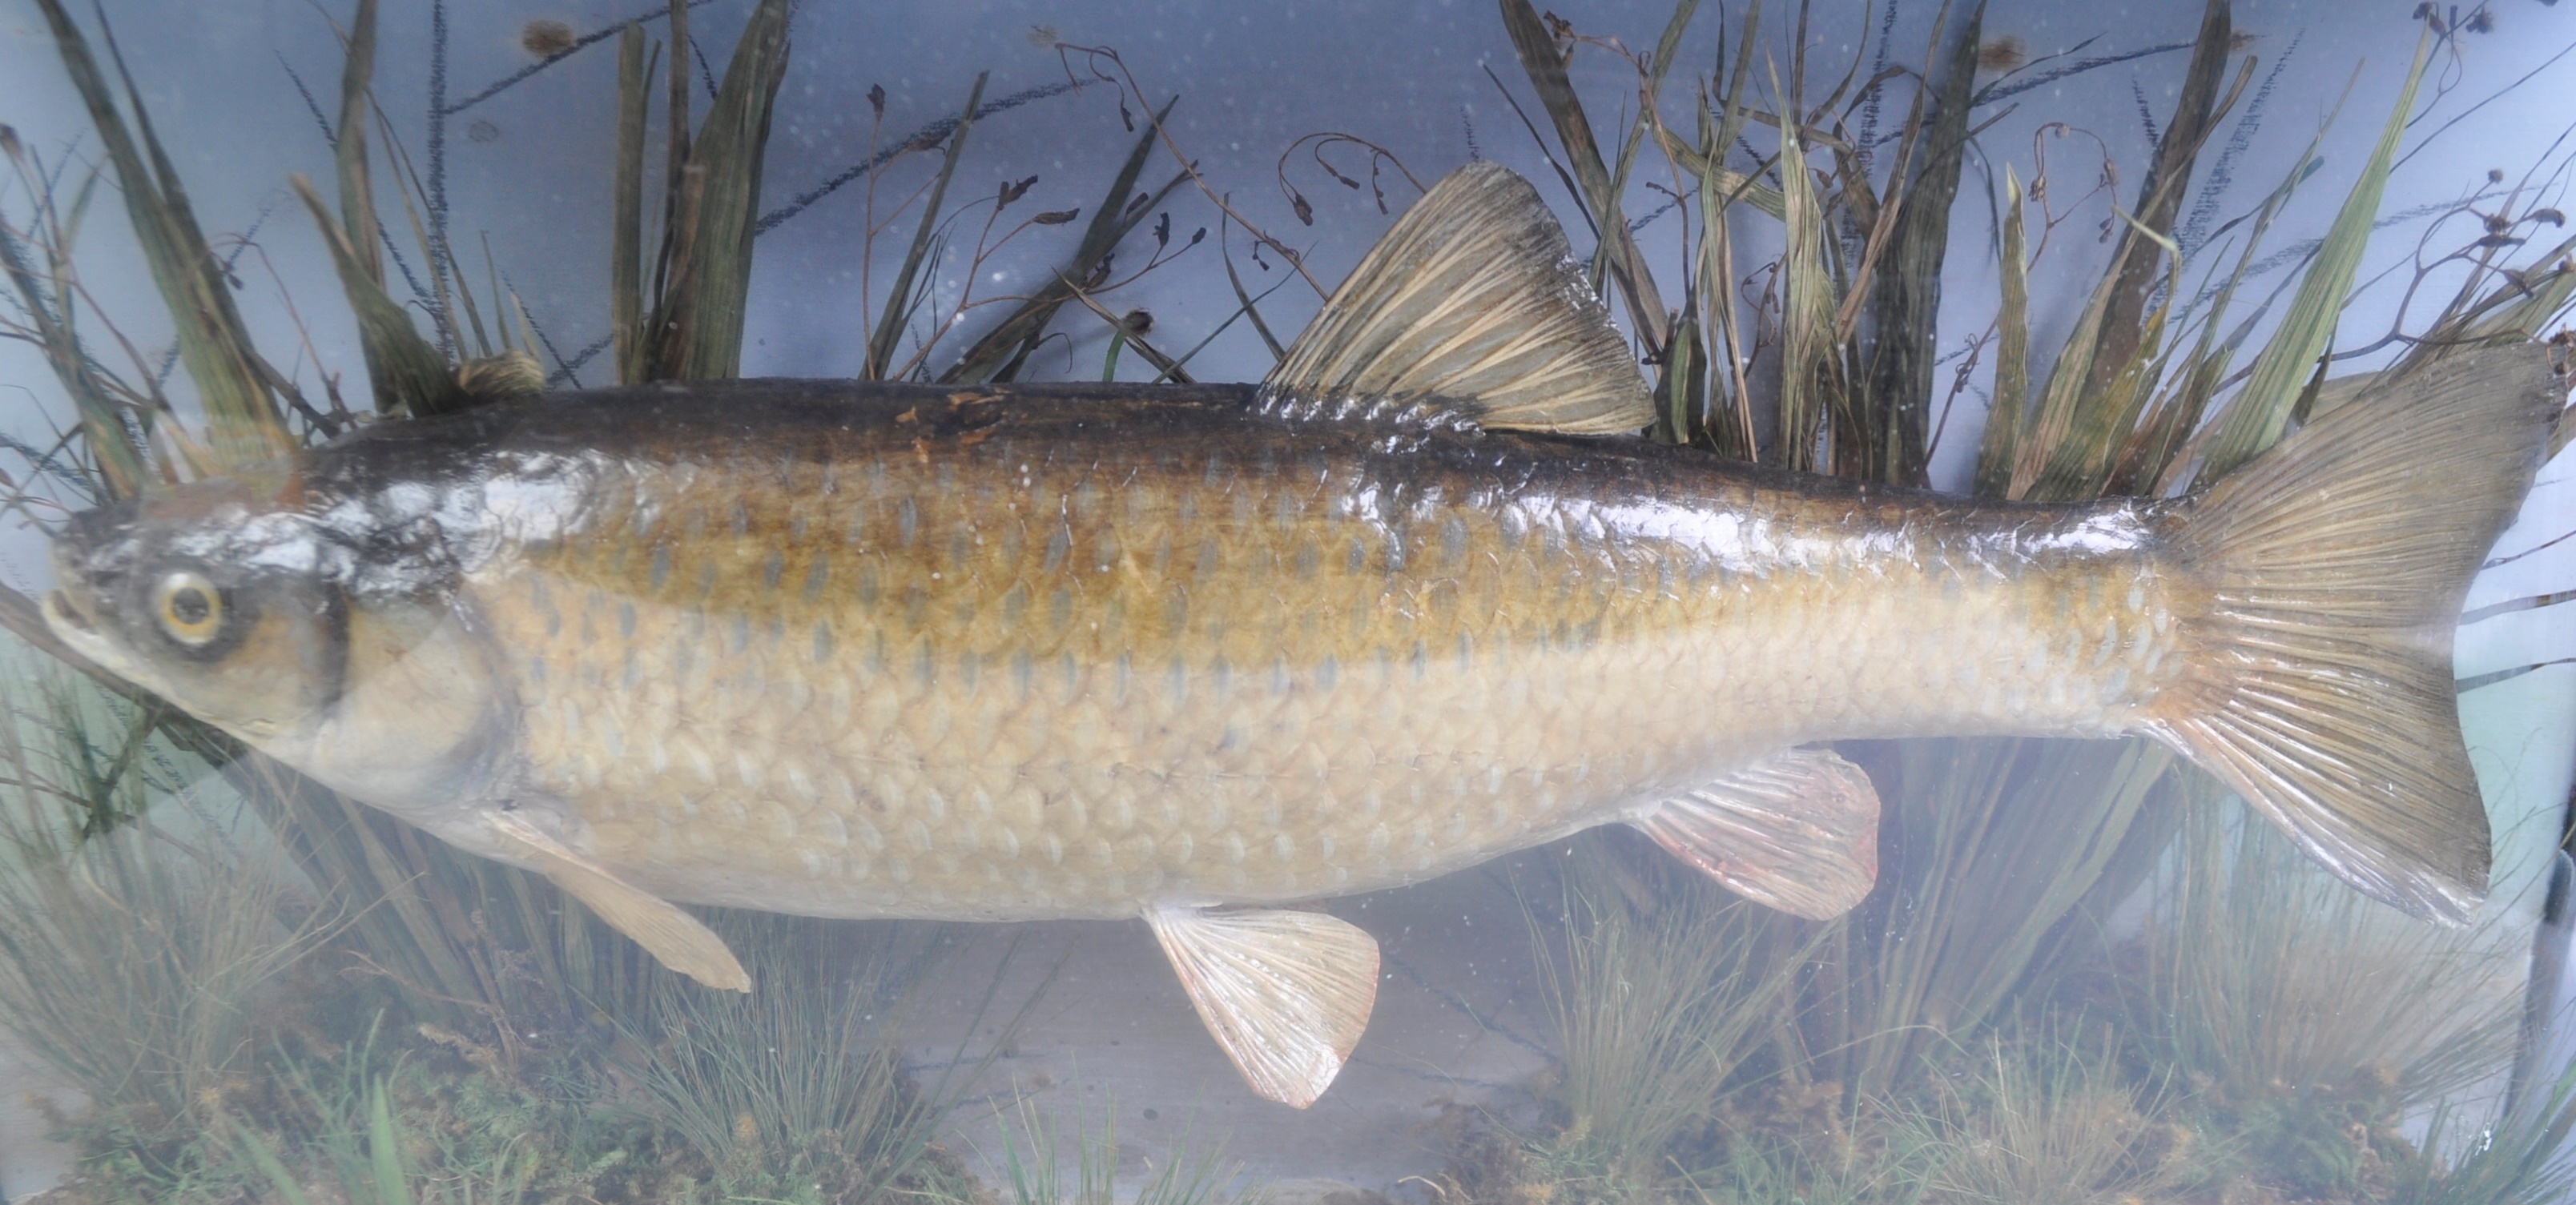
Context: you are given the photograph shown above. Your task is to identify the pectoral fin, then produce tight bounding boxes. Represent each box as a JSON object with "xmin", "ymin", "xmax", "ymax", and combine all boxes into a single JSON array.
[
  {"xmin": 1145, "ymin": 904, "xmax": 1381, "ymax": 1108},
  {"xmin": 1629, "ymin": 747, "xmax": 1882, "ymax": 920},
  {"xmin": 489, "ymin": 811, "xmax": 750, "ymax": 992}
]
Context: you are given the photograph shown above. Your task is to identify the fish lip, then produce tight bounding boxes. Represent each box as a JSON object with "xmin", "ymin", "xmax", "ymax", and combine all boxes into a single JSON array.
[
  {"xmin": 42, "ymin": 588, "xmax": 98, "ymax": 637},
  {"xmin": 44, "ymin": 536, "xmax": 108, "ymax": 624},
  {"xmin": 42, "ymin": 523, "xmax": 131, "ymax": 669},
  {"xmin": 38, "ymin": 584, "xmax": 129, "ymax": 681}
]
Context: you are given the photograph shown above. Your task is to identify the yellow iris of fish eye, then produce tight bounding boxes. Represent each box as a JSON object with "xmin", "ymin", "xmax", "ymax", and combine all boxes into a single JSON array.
[{"xmin": 151, "ymin": 571, "xmax": 223, "ymax": 645}]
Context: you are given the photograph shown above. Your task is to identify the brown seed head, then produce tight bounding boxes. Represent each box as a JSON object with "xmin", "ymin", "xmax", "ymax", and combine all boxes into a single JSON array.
[
  {"xmin": 521, "ymin": 18, "xmax": 576, "ymax": 58},
  {"xmin": 1977, "ymin": 36, "xmax": 2027, "ymax": 71}
]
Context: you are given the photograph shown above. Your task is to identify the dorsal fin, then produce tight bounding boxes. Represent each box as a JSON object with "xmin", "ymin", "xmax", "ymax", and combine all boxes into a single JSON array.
[{"xmin": 1264, "ymin": 162, "xmax": 1653, "ymax": 435}]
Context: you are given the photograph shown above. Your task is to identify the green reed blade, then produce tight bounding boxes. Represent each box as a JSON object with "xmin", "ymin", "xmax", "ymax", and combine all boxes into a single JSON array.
[
  {"xmin": 0, "ymin": 153, "xmax": 145, "ymax": 496},
  {"xmin": 644, "ymin": 0, "xmax": 791, "ymax": 382},
  {"xmin": 1773, "ymin": 64, "xmax": 1840, "ymax": 473},
  {"xmin": 332, "ymin": 2, "xmax": 385, "ymax": 314},
  {"xmin": 231, "ymin": 1122, "xmax": 320, "ymax": 1205},
  {"xmin": 2196, "ymin": 30, "xmax": 2428, "ymax": 484},
  {"xmin": 1497, "ymin": 0, "xmax": 1668, "ymax": 347},
  {"xmin": 662, "ymin": 0, "xmax": 690, "ymax": 227},
  {"xmin": 2083, "ymin": 0, "xmax": 2236, "ymax": 405},
  {"xmin": 2124, "ymin": 168, "xmax": 2317, "ymax": 493},
  {"xmin": 1854, "ymin": 0, "xmax": 1982, "ymax": 486},
  {"xmin": 1694, "ymin": 5, "xmax": 1763, "ymax": 460},
  {"xmin": 1222, "ymin": 213, "xmax": 1289, "ymax": 362},
  {"xmin": 33, "ymin": 0, "xmax": 293, "ymax": 468},
  {"xmin": 302, "ymin": 0, "xmax": 475, "ymax": 416},
  {"xmin": 2028, "ymin": 215, "xmax": 2185, "ymax": 500},
  {"xmin": 366, "ymin": 1079, "xmax": 412, "ymax": 1205},
  {"xmin": 613, "ymin": 26, "xmax": 652, "ymax": 385},
  {"xmin": 1603, "ymin": 0, "xmax": 1698, "ymax": 326},
  {"xmin": 1656, "ymin": 303, "xmax": 1703, "ymax": 444},
  {"xmin": 1973, "ymin": 167, "xmax": 2031, "ymax": 498},
  {"xmin": 292, "ymin": 175, "xmax": 468, "ymax": 417},
  {"xmin": 2002, "ymin": 243, "xmax": 2127, "ymax": 498}
]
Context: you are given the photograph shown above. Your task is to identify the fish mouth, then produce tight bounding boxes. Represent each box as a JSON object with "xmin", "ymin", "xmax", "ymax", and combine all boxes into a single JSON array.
[
  {"xmin": 40, "ymin": 536, "xmax": 124, "ymax": 671},
  {"xmin": 40, "ymin": 587, "xmax": 119, "ymax": 672},
  {"xmin": 43, "ymin": 588, "xmax": 102, "ymax": 639},
  {"xmin": 43, "ymin": 536, "xmax": 110, "ymax": 641}
]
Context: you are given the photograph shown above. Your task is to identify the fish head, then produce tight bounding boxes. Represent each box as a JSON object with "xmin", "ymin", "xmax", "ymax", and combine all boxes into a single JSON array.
[
  {"xmin": 43, "ymin": 472, "xmax": 509, "ymax": 817},
  {"xmin": 47, "ymin": 479, "xmax": 341, "ymax": 736}
]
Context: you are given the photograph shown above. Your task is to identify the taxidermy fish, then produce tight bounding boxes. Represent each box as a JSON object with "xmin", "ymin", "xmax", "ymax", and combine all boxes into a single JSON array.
[{"xmin": 42, "ymin": 163, "xmax": 2562, "ymax": 1107}]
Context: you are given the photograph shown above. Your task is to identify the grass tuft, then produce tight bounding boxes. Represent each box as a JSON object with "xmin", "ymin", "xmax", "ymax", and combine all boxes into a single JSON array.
[
  {"xmin": 626, "ymin": 916, "xmax": 1027, "ymax": 1203},
  {"xmin": 1902, "ymin": 1030, "xmax": 2187, "ymax": 1204},
  {"xmin": 2119, "ymin": 785, "xmax": 2523, "ymax": 1195},
  {"xmin": 0, "ymin": 664, "xmax": 328, "ymax": 1166},
  {"xmin": 988, "ymin": 1093, "xmax": 1265, "ymax": 1205},
  {"xmin": 1486, "ymin": 836, "xmax": 1813, "ymax": 1203}
]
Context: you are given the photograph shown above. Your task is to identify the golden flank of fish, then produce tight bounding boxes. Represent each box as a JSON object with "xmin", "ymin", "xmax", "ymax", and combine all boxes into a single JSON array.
[{"xmin": 41, "ymin": 164, "xmax": 2565, "ymax": 1107}]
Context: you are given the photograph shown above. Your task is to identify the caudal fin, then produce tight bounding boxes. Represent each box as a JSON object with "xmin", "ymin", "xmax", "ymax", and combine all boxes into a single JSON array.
[{"xmin": 2152, "ymin": 343, "xmax": 2562, "ymax": 924}]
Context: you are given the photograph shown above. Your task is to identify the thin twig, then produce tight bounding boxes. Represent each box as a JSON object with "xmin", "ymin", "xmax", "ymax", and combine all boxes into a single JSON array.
[{"xmin": 1056, "ymin": 42, "xmax": 1325, "ymax": 296}]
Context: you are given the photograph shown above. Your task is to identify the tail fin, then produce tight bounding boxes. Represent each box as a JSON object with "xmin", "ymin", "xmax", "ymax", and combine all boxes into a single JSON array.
[{"xmin": 2152, "ymin": 344, "xmax": 2562, "ymax": 924}]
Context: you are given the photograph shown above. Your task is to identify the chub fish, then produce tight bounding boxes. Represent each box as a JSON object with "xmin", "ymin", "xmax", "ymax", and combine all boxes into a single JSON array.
[{"xmin": 42, "ymin": 164, "xmax": 2563, "ymax": 1106}]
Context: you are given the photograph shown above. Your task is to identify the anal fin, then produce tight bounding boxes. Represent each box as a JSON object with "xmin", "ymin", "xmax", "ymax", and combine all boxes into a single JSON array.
[
  {"xmin": 489, "ymin": 811, "xmax": 751, "ymax": 992},
  {"xmin": 1629, "ymin": 747, "xmax": 1882, "ymax": 920},
  {"xmin": 1145, "ymin": 904, "xmax": 1381, "ymax": 1108}
]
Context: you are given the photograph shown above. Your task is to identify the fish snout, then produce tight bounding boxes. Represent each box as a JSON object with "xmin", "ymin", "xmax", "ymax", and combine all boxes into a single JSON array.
[
  {"xmin": 41, "ymin": 581, "xmax": 100, "ymax": 638},
  {"xmin": 41, "ymin": 559, "xmax": 125, "ymax": 675},
  {"xmin": 42, "ymin": 509, "xmax": 144, "ymax": 655}
]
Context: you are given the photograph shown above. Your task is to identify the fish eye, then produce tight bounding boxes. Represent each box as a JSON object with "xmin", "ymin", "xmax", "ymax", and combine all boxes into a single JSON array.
[{"xmin": 151, "ymin": 571, "xmax": 227, "ymax": 647}]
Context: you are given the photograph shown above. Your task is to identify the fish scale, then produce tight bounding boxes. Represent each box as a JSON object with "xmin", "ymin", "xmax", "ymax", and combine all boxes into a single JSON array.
[{"xmin": 464, "ymin": 385, "xmax": 2174, "ymax": 922}]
